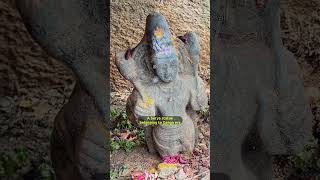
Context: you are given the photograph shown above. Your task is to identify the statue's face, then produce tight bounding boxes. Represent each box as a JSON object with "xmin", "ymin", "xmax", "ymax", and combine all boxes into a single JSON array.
[{"xmin": 155, "ymin": 58, "xmax": 178, "ymax": 82}]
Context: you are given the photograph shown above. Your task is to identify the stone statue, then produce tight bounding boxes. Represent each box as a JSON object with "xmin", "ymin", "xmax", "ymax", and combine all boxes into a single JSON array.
[
  {"xmin": 16, "ymin": 1, "xmax": 108, "ymax": 179},
  {"xmin": 211, "ymin": 0, "xmax": 313, "ymax": 179},
  {"xmin": 116, "ymin": 12, "xmax": 208, "ymax": 157}
]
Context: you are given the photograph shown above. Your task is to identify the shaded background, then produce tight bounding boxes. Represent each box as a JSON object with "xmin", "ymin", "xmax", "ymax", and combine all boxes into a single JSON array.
[{"xmin": 0, "ymin": 0, "xmax": 319, "ymax": 179}]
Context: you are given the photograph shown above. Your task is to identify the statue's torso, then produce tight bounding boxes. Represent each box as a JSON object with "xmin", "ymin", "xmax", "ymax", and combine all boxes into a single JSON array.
[
  {"xmin": 147, "ymin": 77, "xmax": 189, "ymax": 116},
  {"xmin": 142, "ymin": 76, "xmax": 197, "ymax": 155}
]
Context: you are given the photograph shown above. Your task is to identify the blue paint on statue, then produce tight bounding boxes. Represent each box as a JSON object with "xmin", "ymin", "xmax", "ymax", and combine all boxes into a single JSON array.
[{"xmin": 145, "ymin": 12, "xmax": 179, "ymax": 82}]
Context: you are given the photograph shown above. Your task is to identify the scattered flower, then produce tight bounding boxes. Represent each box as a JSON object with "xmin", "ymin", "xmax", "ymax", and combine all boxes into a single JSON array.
[
  {"xmin": 131, "ymin": 170, "xmax": 144, "ymax": 180},
  {"xmin": 162, "ymin": 154, "xmax": 188, "ymax": 164}
]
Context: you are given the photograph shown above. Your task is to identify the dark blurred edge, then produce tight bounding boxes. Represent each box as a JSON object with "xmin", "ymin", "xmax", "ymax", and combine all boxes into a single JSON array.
[
  {"xmin": 106, "ymin": 0, "xmax": 111, "ymax": 178},
  {"xmin": 210, "ymin": 0, "xmax": 217, "ymax": 177}
]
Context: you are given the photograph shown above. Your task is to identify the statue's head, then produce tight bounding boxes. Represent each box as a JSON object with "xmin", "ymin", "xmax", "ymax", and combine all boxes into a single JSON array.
[
  {"xmin": 145, "ymin": 12, "xmax": 179, "ymax": 83},
  {"xmin": 153, "ymin": 56, "xmax": 178, "ymax": 82}
]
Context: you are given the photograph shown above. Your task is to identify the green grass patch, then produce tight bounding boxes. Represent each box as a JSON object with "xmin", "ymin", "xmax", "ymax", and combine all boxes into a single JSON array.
[{"xmin": 110, "ymin": 108, "xmax": 145, "ymax": 153}]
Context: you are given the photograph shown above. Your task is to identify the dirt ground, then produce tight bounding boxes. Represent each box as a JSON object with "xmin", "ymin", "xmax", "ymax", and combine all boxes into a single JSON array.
[{"xmin": 0, "ymin": 0, "xmax": 319, "ymax": 179}]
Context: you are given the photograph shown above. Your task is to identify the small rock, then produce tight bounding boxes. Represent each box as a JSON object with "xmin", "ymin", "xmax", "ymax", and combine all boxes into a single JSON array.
[
  {"xmin": 167, "ymin": 174, "xmax": 176, "ymax": 180},
  {"xmin": 175, "ymin": 168, "xmax": 187, "ymax": 180},
  {"xmin": 12, "ymin": 128, "xmax": 24, "ymax": 135},
  {"xmin": 47, "ymin": 89, "xmax": 62, "ymax": 98},
  {"xmin": 200, "ymin": 172, "xmax": 210, "ymax": 180},
  {"xmin": 183, "ymin": 166, "xmax": 194, "ymax": 177},
  {"xmin": 198, "ymin": 167, "xmax": 210, "ymax": 180},
  {"xmin": 198, "ymin": 166, "xmax": 209, "ymax": 174},
  {"xmin": 33, "ymin": 102, "xmax": 50, "ymax": 119},
  {"xmin": 0, "ymin": 96, "xmax": 15, "ymax": 113},
  {"xmin": 113, "ymin": 136, "xmax": 120, "ymax": 141},
  {"xmin": 2, "ymin": 125, "xmax": 8, "ymax": 131},
  {"xmin": 198, "ymin": 143, "xmax": 207, "ymax": 150},
  {"xmin": 19, "ymin": 98, "xmax": 33, "ymax": 108},
  {"xmin": 198, "ymin": 133, "xmax": 204, "ymax": 139},
  {"xmin": 204, "ymin": 130, "xmax": 210, "ymax": 137}
]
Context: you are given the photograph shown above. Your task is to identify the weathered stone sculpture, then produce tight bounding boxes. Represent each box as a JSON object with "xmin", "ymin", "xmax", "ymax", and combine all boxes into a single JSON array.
[
  {"xmin": 212, "ymin": 0, "xmax": 313, "ymax": 179},
  {"xmin": 116, "ymin": 12, "xmax": 208, "ymax": 157},
  {"xmin": 16, "ymin": 1, "xmax": 108, "ymax": 179}
]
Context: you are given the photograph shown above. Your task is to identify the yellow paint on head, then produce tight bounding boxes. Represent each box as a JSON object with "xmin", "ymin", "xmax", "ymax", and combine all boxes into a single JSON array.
[
  {"xmin": 171, "ymin": 35, "xmax": 178, "ymax": 49},
  {"xmin": 154, "ymin": 26, "xmax": 164, "ymax": 38}
]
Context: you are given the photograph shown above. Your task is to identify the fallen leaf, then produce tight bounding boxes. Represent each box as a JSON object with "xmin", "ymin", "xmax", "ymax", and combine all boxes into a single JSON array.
[
  {"xmin": 167, "ymin": 174, "xmax": 176, "ymax": 180},
  {"xmin": 183, "ymin": 166, "xmax": 194, "ymax": 177},
  {"xmin": 178, "ymin": 155, "xmax": 188, "ymax": 164},
  {"xmin": 201, "ymin": 157, "xmax": 210, "ymax": 168},
  {"xmin": 193, "ymin": 148, "xmax": 202, "ymax": 156},
  {"xmin": 162, "ymin": 154, "xmax": 189, "ymax": 164},
  {"xmin": 128, "ymin": 135, "xmax": 137, "ymax": 141},
  {"xmin": 198, "ymin": 143, "xmax": 207, "ymax": 151},
  {"xmin": 120, "ymin": 130, "xmax": 130, "ymax": 139},
  {"xmin": 149, "ymin": 167, "xmax": 157, "ymax": 174}
]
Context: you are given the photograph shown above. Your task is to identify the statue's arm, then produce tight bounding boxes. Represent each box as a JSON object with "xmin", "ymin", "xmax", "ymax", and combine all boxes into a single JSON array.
[
  {"xmin": 116, "ymin": 51, "xmax": 139, "ymax": 83},
  {"xmin": 127, "ymin": 89, "xmax": 157, "ymax": 154},
  {"xmin": 189, "ymin": 76, "xmax": 208, "ymax": 111},
  {"xmin": 135, "ymin": 95, "xmax": 156, "ymax": 119},
  {"xmin": 257, "ymin": 86, "xmax": 313, "ymax": 155},
  {"xmin": 127, "ymin": 89, "xmax": 156, "ymax": 127}
]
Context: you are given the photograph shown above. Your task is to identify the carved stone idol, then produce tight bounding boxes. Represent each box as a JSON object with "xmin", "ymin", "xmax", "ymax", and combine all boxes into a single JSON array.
[
  {"xmin": 116, "ymin": 12, "xmax": 208, "ymax": 157},
  {"xmin": 212, "ymin": 0, "xmax": 313, "ymax": 179}
]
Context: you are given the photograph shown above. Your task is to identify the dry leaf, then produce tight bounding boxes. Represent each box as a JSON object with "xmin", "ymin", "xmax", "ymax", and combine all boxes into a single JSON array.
[
  {"xmin": 175, "ymin": 168, "xmax": 187, "ymax": 180},
  {"xmin": 127, "ymin": 134, "xmax": 137, "ymax": 141},
  {"xmin": 149, "ymin": 167, "xmax": 157, "ymax": 174},
  {"xmin": 120, "ymin": 130, "xmax": 130, "ymax": 139},
  {"xmin": 183, "ymin": 166, "xmax": 194, "ymax": 177}
]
